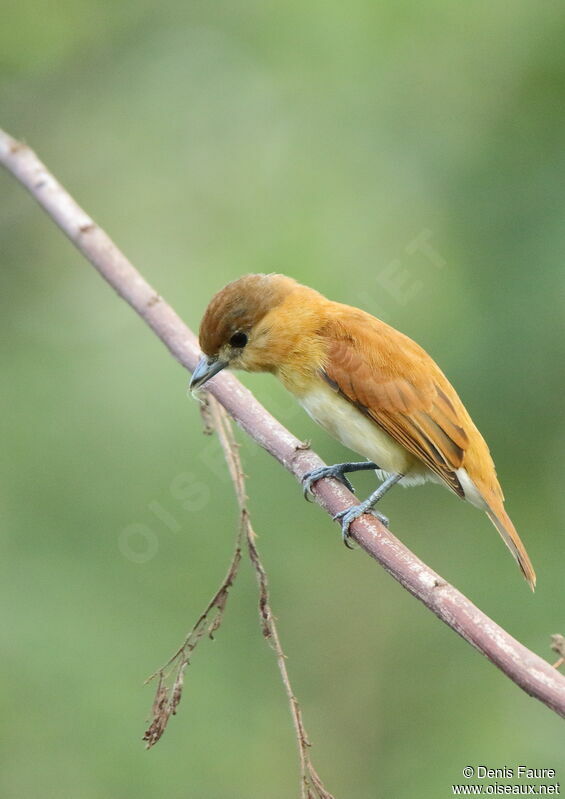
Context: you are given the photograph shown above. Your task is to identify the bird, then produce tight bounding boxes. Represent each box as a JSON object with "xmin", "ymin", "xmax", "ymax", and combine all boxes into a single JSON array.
[{"xmin": 190, "ymin": 273, "xmax": 536, "ymax": 590}]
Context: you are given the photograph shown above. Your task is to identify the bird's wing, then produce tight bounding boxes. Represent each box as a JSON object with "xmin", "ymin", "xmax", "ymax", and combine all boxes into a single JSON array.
[{"xmin": 321, "ymin": 314, "xmax": 470, "ymax": 496}]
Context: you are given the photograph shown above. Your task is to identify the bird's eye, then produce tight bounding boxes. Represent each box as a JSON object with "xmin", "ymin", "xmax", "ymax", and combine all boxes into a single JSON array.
[{"xmin": 229, "ymin": 331, "xmax": 248, "ymax": 348}]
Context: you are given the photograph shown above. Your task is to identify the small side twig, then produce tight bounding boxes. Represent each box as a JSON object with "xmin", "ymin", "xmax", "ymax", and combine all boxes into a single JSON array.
[{"xmin": 550, "ymin": 635, "xmax": 565, "ymax": 670}]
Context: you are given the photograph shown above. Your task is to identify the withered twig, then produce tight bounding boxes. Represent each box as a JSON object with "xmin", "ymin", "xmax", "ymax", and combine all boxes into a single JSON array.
[
  {"xmin": 550, "ymin": 635, "xmax": 565, "ymax": 670},
  {"xmin": 206, "ymin": 395, "xmax": 334, "ymax": 799},
  {"xmin": 142, "ymin": 399, "xmax": 244, "ymax": 746},
  {"xmin": 142, "ymin": 393, "xmax": 334, "ymax": 796},
  {"xmin": 143, "ymin": 578, "xmax": 241, "ymax": 747}
]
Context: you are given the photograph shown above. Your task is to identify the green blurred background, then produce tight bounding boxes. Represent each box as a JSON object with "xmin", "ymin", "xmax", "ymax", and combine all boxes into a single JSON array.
[{"xmin": 1, "ymin": 2, "xmax": 564, "ymax": 797}]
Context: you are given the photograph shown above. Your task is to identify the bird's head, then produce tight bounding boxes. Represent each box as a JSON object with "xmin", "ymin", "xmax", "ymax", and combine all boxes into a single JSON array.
[{"xmin": 190, "ymin": 273, "xmax": 319, "ymax": 390}]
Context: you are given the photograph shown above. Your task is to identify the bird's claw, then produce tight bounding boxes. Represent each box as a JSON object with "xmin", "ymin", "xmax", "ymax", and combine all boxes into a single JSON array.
[
  {"xmin": 333, "ymin": 504, "xmax": 390, "ymax": 547},
  {"xmin": 301, "ymin": 466, "xmax": 355, "ymax": 501},
  {"xmin": 333, "ymin": 505, "xmax": 365, "ymax": 547}
]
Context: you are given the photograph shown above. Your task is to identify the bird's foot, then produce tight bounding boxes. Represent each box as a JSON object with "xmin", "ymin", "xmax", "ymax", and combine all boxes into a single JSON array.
[
  {"xmin": 302, "ymin": 464, "xmax": 355, "ymax": 500},
  {"xmin": 333, "ymin": 502, "xmax": 389, "ymax": 547}
]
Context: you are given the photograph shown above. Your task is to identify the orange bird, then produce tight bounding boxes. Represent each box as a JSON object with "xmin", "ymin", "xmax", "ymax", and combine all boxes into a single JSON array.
[{"xmin": 190, "ymin": 274, "xmax": 536, "ymax": 590}]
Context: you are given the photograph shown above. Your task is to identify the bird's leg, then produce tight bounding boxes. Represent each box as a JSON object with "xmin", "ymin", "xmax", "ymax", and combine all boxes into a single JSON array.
[
  {"xmin": 302, "ymin": 461, "xmax": 379, "ymax": 499},
  {"xmin": 334, "ymin": 472, "xmax": 404, "ymax": 547}
]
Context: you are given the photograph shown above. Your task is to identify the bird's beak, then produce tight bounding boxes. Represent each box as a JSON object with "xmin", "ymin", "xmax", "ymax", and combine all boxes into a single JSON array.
[{"xmin": 189, "ymin": 355, "xmax": 228, "ymax": 390}]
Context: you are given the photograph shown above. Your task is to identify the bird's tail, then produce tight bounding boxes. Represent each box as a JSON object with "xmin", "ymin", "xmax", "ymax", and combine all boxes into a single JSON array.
[{"xmin": 484, "ymin": 497, "xmax": 536, "ymax": 591}]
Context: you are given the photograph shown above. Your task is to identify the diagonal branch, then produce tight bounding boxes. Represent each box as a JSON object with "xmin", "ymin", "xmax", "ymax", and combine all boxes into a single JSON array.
[{"xmin": 2, "ymin": 128, "xmax": 565, "ymax": 719}]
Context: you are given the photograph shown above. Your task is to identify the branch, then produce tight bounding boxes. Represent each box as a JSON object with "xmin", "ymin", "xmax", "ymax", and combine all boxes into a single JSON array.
[{"xmin": 2, "ymin": 128, "xmax": 565, "ymax": 719}]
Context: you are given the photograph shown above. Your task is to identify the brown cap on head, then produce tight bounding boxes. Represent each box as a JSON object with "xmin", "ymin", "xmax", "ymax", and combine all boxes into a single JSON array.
[{"xmin": 198, "ymin": 273, "xmax": 298, "ymax": 356}]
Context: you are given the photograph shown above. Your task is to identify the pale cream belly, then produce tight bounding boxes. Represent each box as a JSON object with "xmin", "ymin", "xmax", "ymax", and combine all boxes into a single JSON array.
[{"xmin": 297, "ymin": 383, "xmax": 438, "ymax": 487}]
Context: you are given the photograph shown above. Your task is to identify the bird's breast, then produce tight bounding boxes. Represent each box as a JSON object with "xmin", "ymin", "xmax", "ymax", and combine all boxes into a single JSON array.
[{"xmin": 296, "ymin": 381, "xmax": 428, "ymax": 482}]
